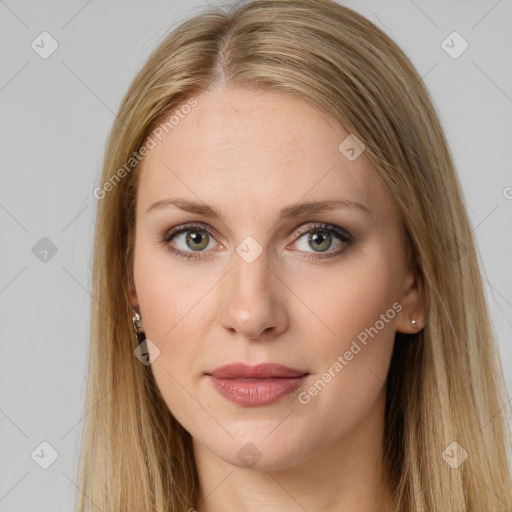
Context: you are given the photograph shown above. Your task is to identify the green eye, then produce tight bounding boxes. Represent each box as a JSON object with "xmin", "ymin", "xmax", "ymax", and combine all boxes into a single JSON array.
[{"xmin": 161, "ymin": 222, "xmax": 353, "ymax": 261}]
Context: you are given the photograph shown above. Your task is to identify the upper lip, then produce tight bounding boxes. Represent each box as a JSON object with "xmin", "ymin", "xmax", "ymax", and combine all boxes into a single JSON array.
[{"xmin": 207, "ymin": 362, "xmax": 309, "ymax": 379}]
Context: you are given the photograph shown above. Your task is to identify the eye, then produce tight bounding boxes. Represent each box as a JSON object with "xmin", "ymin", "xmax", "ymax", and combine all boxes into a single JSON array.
[
  {"xmin": 160, "ymin": 223, "xmax": 218, "ymax": 261},
  {"xmin": 160, "ymin": 222, "xmax": 353, "ymax": 261},
  {"xmin": 291, "ymin": 223, "xmax": 353, "ymax": 260}
]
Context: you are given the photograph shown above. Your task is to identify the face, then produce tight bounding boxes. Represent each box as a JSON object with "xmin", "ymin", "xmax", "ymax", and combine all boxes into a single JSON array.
[{"xmin": 128, "ymin": 86, "xmax": 423, "ymax": 470}]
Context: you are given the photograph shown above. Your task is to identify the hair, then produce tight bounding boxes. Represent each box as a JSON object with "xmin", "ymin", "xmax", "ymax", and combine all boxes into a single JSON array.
[{"xmin": 77, "ymin": 0, "xmax": 512, "ymax": 510}]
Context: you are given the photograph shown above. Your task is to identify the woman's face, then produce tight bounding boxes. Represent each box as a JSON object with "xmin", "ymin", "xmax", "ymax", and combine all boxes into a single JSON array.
[{"xmin": 129, "ymin": 87, "xmax": 423, "ymax": 470}]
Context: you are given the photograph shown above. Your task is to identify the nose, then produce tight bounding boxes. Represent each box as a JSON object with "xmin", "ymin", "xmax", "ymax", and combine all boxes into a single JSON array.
[{"xmin": 218, "ymin": 247, "xmax": 289, "ymax": 341}]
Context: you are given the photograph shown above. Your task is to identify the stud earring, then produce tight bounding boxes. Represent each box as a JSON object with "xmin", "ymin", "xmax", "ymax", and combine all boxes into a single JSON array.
[
  {"xmin": 411, "ymin": 319, "xmax": 417, "ymax": 327},
  {"xmin": 132, "ymin": 312, "xmax": 146, "ymax": 344}
]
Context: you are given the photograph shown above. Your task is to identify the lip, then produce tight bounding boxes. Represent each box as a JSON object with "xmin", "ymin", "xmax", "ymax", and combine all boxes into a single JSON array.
[
  {"xmin": 206, "ymin": 363, "xmax": 309, "ymax": 406},
  {"xmin": 208, "ymin": 362, "xmax": 308, "ymax": 379}
]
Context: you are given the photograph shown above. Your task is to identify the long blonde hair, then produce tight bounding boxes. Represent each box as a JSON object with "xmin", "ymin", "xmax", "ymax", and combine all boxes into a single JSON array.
[{"xmin": 77, "ymin": 1, "xmax": 512, "ymax": 510}]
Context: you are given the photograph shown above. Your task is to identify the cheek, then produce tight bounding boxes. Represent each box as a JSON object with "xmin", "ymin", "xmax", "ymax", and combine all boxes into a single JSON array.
[
  {"xmin": 134, "ymin": 241, "xmax": 216, "ymax": 340},
  {"xmin": 293, "ymin": 253, "xmax": 400, "ymax": 356},
  {"xmin": 132, "ymin": 245, "xmax": 218, "ymax": 420},
  {"xmin": 135, "ymin": 273, "xmax": 210, "ymax": 432},
  {"xmin": 290, "ymin": 251, "xmax": 400, "ymax": 416},
  {"xmin": 293, "ymin": 274, "xmax": 397, "ymax": 444}
]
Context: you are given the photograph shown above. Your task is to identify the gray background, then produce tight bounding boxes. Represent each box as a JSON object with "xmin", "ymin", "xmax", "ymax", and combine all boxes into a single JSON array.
[{"xmin": 0, "ymin": 0, "xmax": 511, "ymax": 510}]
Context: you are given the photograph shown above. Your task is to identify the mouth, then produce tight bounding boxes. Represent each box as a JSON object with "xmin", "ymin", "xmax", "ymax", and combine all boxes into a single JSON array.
[{"xmin": 205, "ymin": 362, "xmax": 309, "ymax": 406}]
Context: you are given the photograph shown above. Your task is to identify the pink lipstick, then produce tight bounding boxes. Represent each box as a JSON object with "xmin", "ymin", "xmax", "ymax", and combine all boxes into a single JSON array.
[{"xmin": 206, "ymin": 362, "xmax": 309, "ymax": 406}]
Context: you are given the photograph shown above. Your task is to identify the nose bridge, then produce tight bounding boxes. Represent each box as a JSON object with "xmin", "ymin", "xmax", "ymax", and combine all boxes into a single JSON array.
[
  {"xmin": 219, "ymin": 238, "xmax": 286, "ymax": 339},
  {"xmin": 230, "ymin": 242, "xmax": 273, "ymax": 308},
  {"xmin": 228, "ymin": 219, "xmax": 273, "ymax": 293}
]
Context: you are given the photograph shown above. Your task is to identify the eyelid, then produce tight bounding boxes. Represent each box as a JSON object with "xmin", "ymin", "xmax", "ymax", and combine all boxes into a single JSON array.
[
  {"xmin": 292, "ymin": 222, "xmax": 353, "ymax": 242},
  {"xmin": 162, "ymin": 222, "xmax": 221, "ymax": 244}
]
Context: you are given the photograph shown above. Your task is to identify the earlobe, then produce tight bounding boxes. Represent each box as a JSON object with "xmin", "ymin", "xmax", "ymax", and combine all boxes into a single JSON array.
[{"xmin": 395, "ymin": 267, "xmax": 426, "ymax": 334}]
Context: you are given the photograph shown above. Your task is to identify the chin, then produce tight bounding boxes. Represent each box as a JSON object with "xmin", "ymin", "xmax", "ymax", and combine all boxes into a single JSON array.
[{"xmin": 215, "ymin": 426, "xmax": 311, "ymax": 471}]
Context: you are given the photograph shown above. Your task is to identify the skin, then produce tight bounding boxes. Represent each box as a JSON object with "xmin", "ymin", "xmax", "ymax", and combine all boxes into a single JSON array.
[{"xmin": 128, "ymin": 86, "xmax": 425, "ymax": 511}]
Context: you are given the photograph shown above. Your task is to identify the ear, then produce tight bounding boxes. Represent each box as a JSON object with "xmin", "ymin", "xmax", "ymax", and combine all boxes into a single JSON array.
[
  {"xmin": 395, "ymin": 265, "xmax": 426, "ymax": 334},
  {"xmin": 126, "ymin": 275, "xmax": 141, "ymax": 316}
]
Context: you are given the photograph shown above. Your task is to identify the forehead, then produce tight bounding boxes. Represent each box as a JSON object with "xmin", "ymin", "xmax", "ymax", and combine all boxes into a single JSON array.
[{"xmin": 137, "ymin": 87, "xmax": 394, "ymax": 222}]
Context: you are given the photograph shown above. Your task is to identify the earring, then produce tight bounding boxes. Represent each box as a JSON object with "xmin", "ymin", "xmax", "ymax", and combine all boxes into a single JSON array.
[
  {"xmin": 132, "ymin": 312, "xmax": 146, "ymax": 344},
  {"xmin": 411, "ymin": 319, "xmax": 417, "ymax": 327}
]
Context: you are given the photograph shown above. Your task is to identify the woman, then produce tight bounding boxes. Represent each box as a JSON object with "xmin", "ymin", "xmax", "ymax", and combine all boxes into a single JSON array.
[{"xmin": 78, "ymin": 0, "xmax": 512, "ymax": 510}]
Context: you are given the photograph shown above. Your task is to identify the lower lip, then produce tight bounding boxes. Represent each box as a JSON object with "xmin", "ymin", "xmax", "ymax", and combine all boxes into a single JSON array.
[{"xmin": 207, "ymin": 375, "xmax": 308, "ymax": 406}]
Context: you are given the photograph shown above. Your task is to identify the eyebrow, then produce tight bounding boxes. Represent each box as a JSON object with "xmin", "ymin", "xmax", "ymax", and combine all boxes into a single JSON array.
[{"xmin": 146, "ymin": 197, "xmax": 371, "ymax": 220}]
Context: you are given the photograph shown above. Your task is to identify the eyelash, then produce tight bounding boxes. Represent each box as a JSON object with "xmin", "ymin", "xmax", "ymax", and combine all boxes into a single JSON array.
[{"xmin": 160, "ymin": 222, "xmax": 354, "ymax": 261}]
